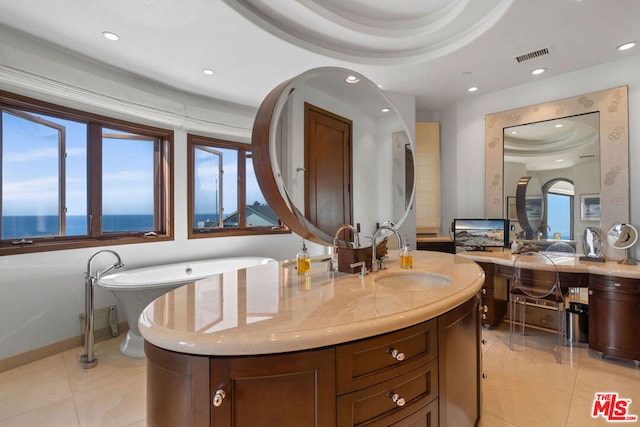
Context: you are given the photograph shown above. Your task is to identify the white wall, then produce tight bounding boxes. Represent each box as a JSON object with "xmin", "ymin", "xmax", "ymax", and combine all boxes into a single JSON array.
[
  {"xmin": 438, "ymin": 53, "xmax": 640, "ymax": 259},
  {"xmin": 0, "ymin": 27, "xmax": 417, "ymax": 360},
  {"xmin": 0, "ymin": 29, "xmax": 302, "ymax": 360}
]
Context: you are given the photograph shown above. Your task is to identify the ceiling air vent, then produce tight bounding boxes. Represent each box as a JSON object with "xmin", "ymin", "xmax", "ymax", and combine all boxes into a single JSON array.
[{"xmin": 515, "ymin": 46, "xmax": 552, "ymax": 63}]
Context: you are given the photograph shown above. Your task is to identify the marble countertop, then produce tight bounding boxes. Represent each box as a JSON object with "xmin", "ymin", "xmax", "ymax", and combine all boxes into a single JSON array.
[
  {"xmin": 458, "ymin": 248, "xmax": 640, "ymax": 279},
  {"xmin": 139, "ymin": 250, "xmax": 484, "ymax": 356}
]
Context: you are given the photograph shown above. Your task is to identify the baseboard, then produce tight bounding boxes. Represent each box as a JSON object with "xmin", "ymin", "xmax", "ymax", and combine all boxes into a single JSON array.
[{"xmin": 0, "ymin": 321, "xmax": 128, "ymax": 373}]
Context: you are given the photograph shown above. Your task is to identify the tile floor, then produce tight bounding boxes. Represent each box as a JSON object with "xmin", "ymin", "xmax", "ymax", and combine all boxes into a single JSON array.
[{"xmin": 1, "ymin": 322, "xmax": 639, "ymax": 426}]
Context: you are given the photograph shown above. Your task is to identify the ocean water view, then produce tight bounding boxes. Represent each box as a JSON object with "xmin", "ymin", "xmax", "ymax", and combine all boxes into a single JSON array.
[{"xmin": 2, "ymin": 214, "xmax": 224, "ymax": 238}]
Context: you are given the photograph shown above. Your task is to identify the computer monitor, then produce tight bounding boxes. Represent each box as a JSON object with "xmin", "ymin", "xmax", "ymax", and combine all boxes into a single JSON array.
[{"xmin": 453, "ymin": 218, "xmax": 510, "ymax": 251}]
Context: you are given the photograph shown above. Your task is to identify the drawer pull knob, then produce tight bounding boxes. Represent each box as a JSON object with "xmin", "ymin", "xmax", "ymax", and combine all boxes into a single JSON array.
[
  {"xmin": 482, "ymin": 288, "xmax": 487, "ymax": 295},
  {"xmin": 213, "ymin": 389, "xmax": 226, "ymax": 407},
  {"xmin": 483, "ymin": 305, "xmax": 489, "ymax": 313},
  {"xmin": 482, "ymin": 314, "xmax": 487, "ymax": 320},
  {"xmin": 389, "ymin": 348, "xmax": 405, "ymax": 361},
  {"xmin": 390, "ymin": 393, "xmax": 406, "ymax": 407},
  {"xmin": 588, "ymin": 290, "xmax": 594, "ymax": 295}
]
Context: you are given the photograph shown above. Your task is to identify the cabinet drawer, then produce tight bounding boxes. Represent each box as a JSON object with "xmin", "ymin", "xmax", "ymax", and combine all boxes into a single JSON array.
[
  {"xmin": 336, "ymin": 320, "xmax": 437, "ymax": 395},
  {"xmin": 559, "ymin": 272, "xmax": 589, "ymax": 288},
  {"xmin": 337, "ymin": 358, "xmax": 438, "ymax": 427},
  {"xmin": 495, "ymin": 264, "xmax": 513, "ymax": 279},
  {"xmin": 590, "ymin": 275, "xmax": 640, "ymax": 294}
]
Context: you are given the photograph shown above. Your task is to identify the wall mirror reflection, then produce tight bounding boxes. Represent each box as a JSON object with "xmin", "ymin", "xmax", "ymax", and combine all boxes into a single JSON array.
[
  {"xmin": 506, "ymin": 113, "xmax": 600, "ymax": 251},
  {"xmin": 485, "ymin": 86, "xmax": 629, "ymax": 260}
]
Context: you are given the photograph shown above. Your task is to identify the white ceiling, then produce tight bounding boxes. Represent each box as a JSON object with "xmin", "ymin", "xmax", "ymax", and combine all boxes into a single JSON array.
[{"xmin": 0, "ymin": 0, "xmax": 638, "ymax": 112}]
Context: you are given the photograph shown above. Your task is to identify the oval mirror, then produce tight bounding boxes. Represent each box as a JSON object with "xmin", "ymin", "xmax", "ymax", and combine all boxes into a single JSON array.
[
  {"xmin": 515, "ymin": 176, "xmax": 544, "ymax": 239},
  {"xmin": 606, "ymin": 223, "xmax": 638, "ymax": 265},
  {"xmin": 252, "ymin": 67, "xmax": 415, "ymax": 245}
]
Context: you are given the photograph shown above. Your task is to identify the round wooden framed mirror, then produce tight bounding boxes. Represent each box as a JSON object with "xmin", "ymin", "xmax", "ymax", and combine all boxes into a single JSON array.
[{"xmin": 252, "ymin": 67, "xmax": 416, "ymax": 245}]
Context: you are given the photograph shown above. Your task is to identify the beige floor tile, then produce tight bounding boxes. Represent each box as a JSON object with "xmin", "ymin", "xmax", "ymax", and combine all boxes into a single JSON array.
[
  {"xmin": 0, "ymin": 353, "xmax": 73, "ymax": 421},
  {"xmin": 0, "ymin": 397, "xmax": 80, "ymax": 427},
  {"xmin": 73, "ymin": 371, "xmax": 146, "ymax": 427},
  {"xmin": 483, "ymin": 326, "xmax": 582, "ymax": 394},
  {"xmin": 478, "ymin": 411, "xmax": 517, "ymax": 427},
  {"xmin": 62, "ymin": 340, "xmax": 146, "ymax": 427}
]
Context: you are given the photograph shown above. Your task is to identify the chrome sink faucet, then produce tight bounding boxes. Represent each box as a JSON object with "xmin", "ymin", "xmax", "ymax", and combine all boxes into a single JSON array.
[
  {"xmin": 333, "ymin": 224, "xmax": 361, "ymax": 250},
  {"xmin": 371, "ymin": 225, "xmax": 403, "ymax": 273}
]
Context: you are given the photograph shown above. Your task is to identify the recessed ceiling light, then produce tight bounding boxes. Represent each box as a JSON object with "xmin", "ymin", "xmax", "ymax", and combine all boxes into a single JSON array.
[
  {"xmin": 202, "ymin": 69, "xmax": 215, "ymax": 76},
  {"xmin": 510, "ymin": 131, "xmax": 518, "ymax": 135},
  {"xmin": 617, "ymin": 41, "xmax": 637, "ymax": 51},
  {"xmin": 555, "ymin": 159, "xmax": 565, "ymax": 162},
  {"xmin": 381, "ymin": 108, "xmax": 390, "ymax": 113},
  {"xmin": 554, "ymin": 124, "xmax": 564, "ymax": 128},
  {"xmin": 531, "ymin": 68, "xmax": 546, "ymax": 75},
  {"xmin": 345, "ymin": 76, "xmax": 360, "ymax": 84},
  {"xmin": 102, "ymin": 31, "xmax": 120, "ymax": 41},
  {"xmin": 467, "ymin": 86, "xmax": 478, "ymax": 92}
]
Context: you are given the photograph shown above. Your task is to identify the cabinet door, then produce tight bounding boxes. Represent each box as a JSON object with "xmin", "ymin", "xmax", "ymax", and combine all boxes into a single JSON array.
[
  {"xmin": 210, "ymin": 348, "xmax": 335, "ymax": 427},
  {"xmin": 438, "ymin": 295, "xmax": 481, "ymax": 427},
  {"xmin": 589, "ymin": 276, "xmax": 640, "ymax": 361},
  {"xmin": 145, "ymin": 342, "xmax": 211, "ymax": 427}
]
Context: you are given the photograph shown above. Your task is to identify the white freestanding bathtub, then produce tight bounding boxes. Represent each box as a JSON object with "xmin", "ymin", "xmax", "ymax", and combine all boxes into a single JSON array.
[{"xmin": 97, "ymin": 257, "xmax": 276, "ymax": 357}]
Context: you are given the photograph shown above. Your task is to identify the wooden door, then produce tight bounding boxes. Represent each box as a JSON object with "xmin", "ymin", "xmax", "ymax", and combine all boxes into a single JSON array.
[{"xmin": 304, "ymin": 103, "xmax": 353, "ymax": 238}]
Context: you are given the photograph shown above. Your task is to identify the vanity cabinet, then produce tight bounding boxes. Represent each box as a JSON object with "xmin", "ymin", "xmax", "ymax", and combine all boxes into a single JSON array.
[
  {"xmin": 588, "ymin": 275, "xmax": 640, "ymax": 362},
  {"xmin": 145, "ymin": 295, "xmax": 482, "ymax": 427},
  {"xmin": 477, "ymin": 262, "xmax": 506, "ymax": 327}
]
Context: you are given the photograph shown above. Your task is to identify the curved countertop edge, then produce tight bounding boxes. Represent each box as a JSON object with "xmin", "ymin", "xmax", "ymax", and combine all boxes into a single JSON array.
[
  {"xmin": 139, "ymin": 251, "xmax": 485, "ymax": 356},
  {"xmin": 458, "ymin": 249, "xmax": 640, "ymax": 279}
]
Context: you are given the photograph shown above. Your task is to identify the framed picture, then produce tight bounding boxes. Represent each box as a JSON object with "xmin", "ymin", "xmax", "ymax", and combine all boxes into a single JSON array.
[
  {"xmin": 506, "ymin": 196, "xmax": 517, "ymax": 221},
  {"xmin": 580, "ymin": 193, "xmax": 600, "ymax": 221}
]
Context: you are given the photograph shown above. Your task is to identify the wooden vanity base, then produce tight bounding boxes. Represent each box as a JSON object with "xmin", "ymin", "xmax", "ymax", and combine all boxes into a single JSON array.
[{"xmin": 145, "ymin": 295, "xmax": 481, "ymax": 427}]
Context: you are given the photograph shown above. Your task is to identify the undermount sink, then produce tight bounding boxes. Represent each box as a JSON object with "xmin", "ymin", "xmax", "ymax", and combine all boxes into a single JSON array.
[{"xmin": 374, "ymin": 272, "xmax": 453, "ymax": 291}]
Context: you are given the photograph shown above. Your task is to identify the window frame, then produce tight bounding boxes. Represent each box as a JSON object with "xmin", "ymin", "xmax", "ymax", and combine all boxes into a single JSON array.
[
  {"xmin": 0, "ymin": 89, "xmax": 174, "ymax": 255},
  {"xmin": 187, "ymin": 133, "xmax": 288, "ymax": 239}
]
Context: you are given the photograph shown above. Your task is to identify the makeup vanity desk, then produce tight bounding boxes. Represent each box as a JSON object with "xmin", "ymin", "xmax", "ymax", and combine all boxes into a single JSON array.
[{"xmin": 458, "ymin": 249, "xmax": 640, "ymax": 365}]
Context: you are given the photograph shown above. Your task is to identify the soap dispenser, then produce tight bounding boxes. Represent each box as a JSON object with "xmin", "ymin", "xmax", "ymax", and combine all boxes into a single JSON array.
[
  {"xmin": 400, "ymin": 241, "xmax": 413, "ymax": 269},
  {"xmin": 297, "ymin": 240, "xmax": 311, "ymax": 276}
]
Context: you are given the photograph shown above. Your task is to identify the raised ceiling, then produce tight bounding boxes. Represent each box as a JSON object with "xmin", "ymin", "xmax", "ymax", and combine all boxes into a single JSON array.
[{"xmin": 0, "ymin": 0, "xmax": 638, "ymax": 111}]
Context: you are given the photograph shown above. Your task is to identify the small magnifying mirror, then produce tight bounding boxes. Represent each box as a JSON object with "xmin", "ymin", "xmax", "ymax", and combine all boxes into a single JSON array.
[{"xmin": 606, "ymin": 223, "xmax": 638, "ymax": 265}]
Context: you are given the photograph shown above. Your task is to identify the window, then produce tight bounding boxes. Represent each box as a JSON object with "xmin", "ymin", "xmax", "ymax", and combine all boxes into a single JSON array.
[
  {"xmin": 543, "ymin": 179, "xmax": 574, "ymax": 240},
  {"xmin": 187, "ymin": 134, "xmax": 286, "ymax": 238},
  {"xmin": 0, "ymin": 90, "xmax": 173, "ymax": 254}
]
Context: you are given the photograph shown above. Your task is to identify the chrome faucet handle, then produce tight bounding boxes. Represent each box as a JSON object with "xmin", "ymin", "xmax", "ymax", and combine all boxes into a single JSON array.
[
  {"xmin": 350, "ymin": 261, "xmax": 367, "ymax": 278},
  {"xmin": 321, "ymin": 257, "xmax": 335, "ymax": 272}
]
